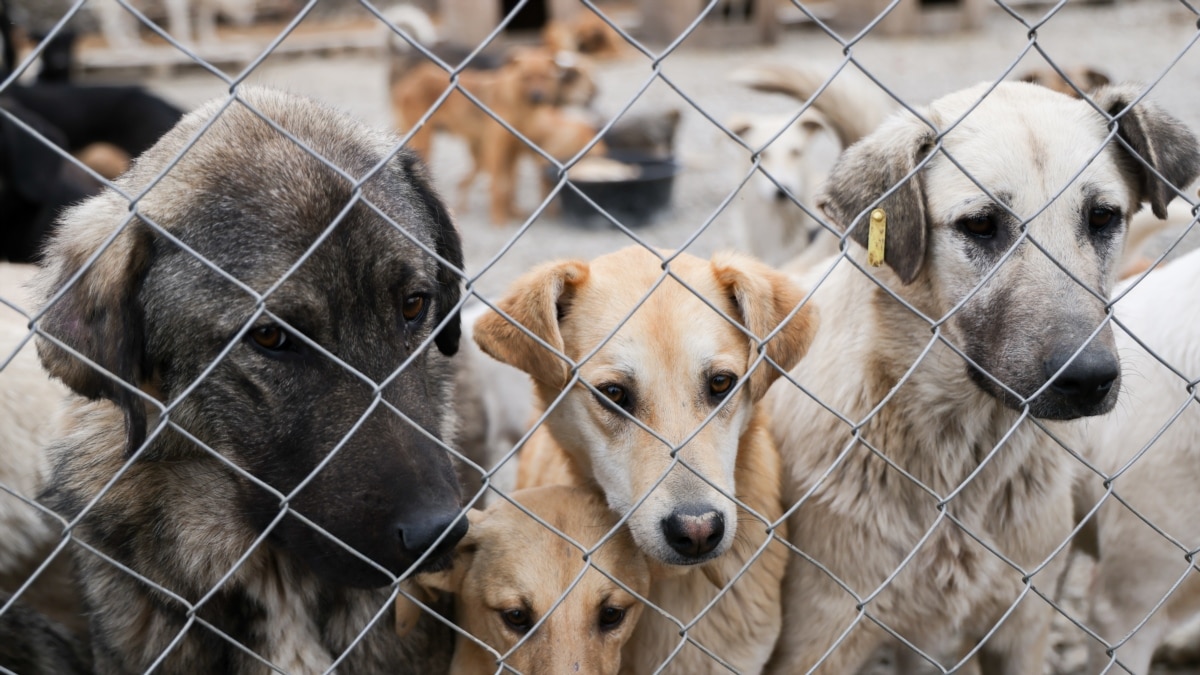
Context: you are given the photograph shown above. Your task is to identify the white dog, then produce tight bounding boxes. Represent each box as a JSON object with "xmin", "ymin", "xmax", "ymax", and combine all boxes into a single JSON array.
[
  {"xmin": 1075, "ymin": 245, "xmax": 1200, "ymax": 673},
  {"xmin": 91, "ymin": 0, "xmax": 256, "ymax": 48},
  {"xmin": 726, "ymin": 64, "xmax": 894, "ymax": 269},
  {"xmin": 764, "ymin": 81, "xmax": 1199, "ymax": 674}
]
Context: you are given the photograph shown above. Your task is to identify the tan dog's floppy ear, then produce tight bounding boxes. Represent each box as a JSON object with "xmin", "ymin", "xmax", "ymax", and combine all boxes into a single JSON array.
[
  {"xmin": 395, "ymin": 508, "xmax": 485, "ymax": 637},
  {"xmin": 474, "ymin": 260, "xmax": 590, "ymax": 389},
  {"xmin": 710, "ymin": 252, "xmax": 819, "ymax": 401},
  {"xmin": 35, "ymin": 197, "xmax": 155, "ymax": 454},
  {"xmin": 1093, "ymin": 85, "xmax": 1200, "ymax": 219},
  {"xmin": 818, "ymin": 114, "xmax": 934, "ymax": 284}
]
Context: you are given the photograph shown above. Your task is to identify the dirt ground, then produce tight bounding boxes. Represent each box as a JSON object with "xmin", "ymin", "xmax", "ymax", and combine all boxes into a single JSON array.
[{"xmin": 71, "ymin": 1, "xmax": 1200, "ymax": 672}]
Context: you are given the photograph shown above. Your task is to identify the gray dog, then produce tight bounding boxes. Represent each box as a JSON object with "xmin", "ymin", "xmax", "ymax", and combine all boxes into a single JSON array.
[{"xmin": 33, "ymin": 87, "xmax": 468, "ymax": 673}]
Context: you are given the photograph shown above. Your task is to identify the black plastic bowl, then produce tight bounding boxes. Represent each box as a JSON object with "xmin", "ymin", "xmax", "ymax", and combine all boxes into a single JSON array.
[{"xmin": 553, "ymin": 150, "xmax": 680, "ymax": 228}]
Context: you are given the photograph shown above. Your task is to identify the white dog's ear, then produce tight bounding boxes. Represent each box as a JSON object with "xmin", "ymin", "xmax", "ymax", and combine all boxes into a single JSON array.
[
  {"xmin": 474, "ymin": 260, "xmax": 590, "ymax": 389},
  {"xmin": 818, "ymin": 115, "xmax": 934, "ymax": 285},
  {"xmin": 710, "ymin": 252, "xmax": 820, "ymax": 401},
  {"xmin": 1093, "ymin": 85, "xmax": 1200, "ymax": 219}
]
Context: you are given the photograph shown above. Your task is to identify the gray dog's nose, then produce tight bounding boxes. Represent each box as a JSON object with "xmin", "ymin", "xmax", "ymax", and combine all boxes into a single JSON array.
[
  {"xmin": 400, "ymin": 510, "xmax": 468, "ymax": 570},
  {"xmin": 1044, "ymin": 347, "xmax": 1119, "ymax": 408},
  {"xmin": 662, "ymin": 508, "xmax": 725, "ymax": 559}
]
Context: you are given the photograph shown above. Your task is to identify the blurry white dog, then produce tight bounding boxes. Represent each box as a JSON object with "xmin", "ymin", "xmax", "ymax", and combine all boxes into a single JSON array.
[{"xmin": 91, "ymin": 0, "xmax": 257, "ymax": 48}]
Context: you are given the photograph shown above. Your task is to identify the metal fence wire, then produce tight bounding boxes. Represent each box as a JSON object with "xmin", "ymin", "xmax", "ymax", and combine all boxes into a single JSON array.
[{"xmin": 2, "ymin": 0, "xmax": 1200, "ymax": 673}]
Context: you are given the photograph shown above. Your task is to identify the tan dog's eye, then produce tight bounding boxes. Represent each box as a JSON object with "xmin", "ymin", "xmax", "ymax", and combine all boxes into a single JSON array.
[
  {"xmin": 600, "ymin": 384, "xmax": 629, "ymax": 408},
  {"xmin": 250, "ymin": 326, "xmax": 288, "ymax": 351},
  {"xmin": 401, "ymin": 295, "xmax": 427, "ymax": 322},
  {"xmin": 598, "ymin": 606, "xmax": 625, "ymax": 631},
  {"xmin": 709, "ymin": 374, "xmax": 736, "ymax": 398},
  {"xmin": 501, "ymin": 608, "xmax": 533, "ymax": 634},
  {"xmin": 1089, "ymin": 206, "xmax": 1118, "ymax": 232}
]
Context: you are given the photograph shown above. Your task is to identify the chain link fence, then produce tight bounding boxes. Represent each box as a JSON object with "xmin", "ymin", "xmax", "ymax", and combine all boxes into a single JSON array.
[{"xmin": 2, "ymin": 0, "xmax": 1200, "ymax": 673}]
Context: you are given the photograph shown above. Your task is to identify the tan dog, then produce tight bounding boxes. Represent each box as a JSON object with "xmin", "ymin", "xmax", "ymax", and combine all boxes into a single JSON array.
[
  {"xmin": 763, "ymin": 82, "xmax": 1199, "ymax": 674},
  {"xmin": 474, "ymin": 246, "xmax": 818, "ymax": 672},
  {"xmin": 391, "ymin": 46, "xmax": 596, "ymax": 223},
  {"xmin": 397, "ymin": 485, "xmax": 649, "ymax": 674},
  {"xmin": 1018, "ymin": 64, "xmax": 1113, "ymax": 98}
]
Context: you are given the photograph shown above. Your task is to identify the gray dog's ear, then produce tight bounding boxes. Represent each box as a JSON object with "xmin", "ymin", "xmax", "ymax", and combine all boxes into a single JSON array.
[
  {"xmin": 35, "ymin": 197, "xmax": 154, "ymax": 454},
  {"xmin": 819, "ymin": 115, "xmax": 935, "ymax": 284},
  {"xmin": 1094, "ymin": 85, "xmax": 1200, "ymax": 219},
  {"xmin": 400, "ymin": 153, "xmax": 464, "ymax": 356},
  {"xmin": 473, "ymin": 259, "xmax": 590, "ymax": 390}
]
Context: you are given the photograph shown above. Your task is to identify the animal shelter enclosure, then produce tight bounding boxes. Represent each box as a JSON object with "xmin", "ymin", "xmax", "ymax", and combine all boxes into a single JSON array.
[{"xmin": 3, "ymin": 0, "xmax": 1200, "ymax": 674}]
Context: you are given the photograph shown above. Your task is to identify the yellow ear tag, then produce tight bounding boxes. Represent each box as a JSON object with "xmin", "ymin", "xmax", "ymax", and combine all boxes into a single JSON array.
[{"xmin": 867, "ymin": 208, "xmax": 886, "ymax": 267}]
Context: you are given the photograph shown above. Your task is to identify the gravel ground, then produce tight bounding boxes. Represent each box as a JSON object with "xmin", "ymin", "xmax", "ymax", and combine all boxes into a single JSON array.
[{"xmin": 83, "ymin": 2, "xmax": 1200, "ymax": 672}]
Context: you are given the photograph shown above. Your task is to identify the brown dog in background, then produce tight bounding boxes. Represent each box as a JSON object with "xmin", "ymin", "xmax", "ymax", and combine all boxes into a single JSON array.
[{"xmin": 391, "ymin": 43, "xmax": 598, "ymax": 223}]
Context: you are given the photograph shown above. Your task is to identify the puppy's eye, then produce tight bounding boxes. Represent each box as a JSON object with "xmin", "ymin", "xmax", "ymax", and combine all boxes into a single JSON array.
[
  {"xmin": 958, "ymin": 213, "xmax": 997, "ymax": 239},
  {"xmin": 401, "ymin": 294, "xmax": 428, "ymax": 322},
  {"xmin": 598, "ymin": 606, "xmax": 626, "ymax": 631},
  {"xmin": 709, "ymin": 373, "xmax": 736, "ymax": 398},
  {"xmin": 500, "ymin": 608, "xmax": 533, "ymax": 634},
  {"xmin": 1089, "ymin": 206, "xmax": 1118, "ymax": 232},
  {"xmin": 249, "ymin": 325, "xmax": 288, "ymax": 351}
]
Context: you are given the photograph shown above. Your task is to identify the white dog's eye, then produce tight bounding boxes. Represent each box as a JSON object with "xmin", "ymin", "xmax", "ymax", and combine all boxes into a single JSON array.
[
  {"xmin": 958, "ymin": 213, "xmax": 997, "ymax": 239},
  {"xmin": 1088, "ymin": 206, "xmax": 1118, "ymax": 232},
  {"xmin": 709, "ymin": 373, "xmax": 736, "ymax": 398}
]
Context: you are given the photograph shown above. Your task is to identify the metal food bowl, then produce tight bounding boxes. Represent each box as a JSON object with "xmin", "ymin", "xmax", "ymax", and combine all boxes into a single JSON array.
[{"xmin": 553, "ymin": 150, "xmax": 680, "ymax": 228}]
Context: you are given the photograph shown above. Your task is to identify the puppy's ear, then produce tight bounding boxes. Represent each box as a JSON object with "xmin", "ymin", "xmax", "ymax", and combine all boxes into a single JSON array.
[
  {"xmin": 401, "ymin": 152, "xmax": 464, "ymax": 356},
  {"xmin": 396, "ymin": 508, "xmax": 484, "ymax": 637},
  {"xmin": 474, "ymin": 260, "xmax": 589, "ymax": 390},
  {"xmin": 819, "ymin": 114, "xmax": 934, "ymax": 284},
  {"xmin": 1094, "ymin": 85, "xmax": 1200, "ymax": 219},
  {"xmin": 726, "ymin": 114, "xmax": 754, "ymax": 139},
  {"xmin": 35, "ymin": 197, "xmax": 154, "ymax": 453},
  {"xmin": 1082, "ymin": 68, "xmax": 1111, "ymax": 91},
  {"xmin": 710, "ymin": 252, "xmax": 819, "ymax": 402}
]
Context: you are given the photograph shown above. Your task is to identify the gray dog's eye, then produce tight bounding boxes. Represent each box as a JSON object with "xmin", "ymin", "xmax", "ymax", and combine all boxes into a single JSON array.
[
  {"xmin": 250, "ymin": 325, "xmax": 288, "ymax": 351},
  {"xmin": 401, "ymin": 294, "xmax": 427, "ymax": 322}
]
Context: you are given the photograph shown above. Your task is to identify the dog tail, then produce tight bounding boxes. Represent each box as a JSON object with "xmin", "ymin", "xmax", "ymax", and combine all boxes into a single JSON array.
[
  {"xmin": 730, "ymin": 63, "xmax": 895, "ymax": 149},
  {"xmin": 382, "ymin": 5, "xmax": 438, "ymax": 83}
]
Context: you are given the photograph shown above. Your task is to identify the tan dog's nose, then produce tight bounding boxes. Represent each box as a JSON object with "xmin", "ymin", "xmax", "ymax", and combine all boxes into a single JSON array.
[{"xmin": 661, "ymin": 508, "xmax": 724, "ymax": 559}]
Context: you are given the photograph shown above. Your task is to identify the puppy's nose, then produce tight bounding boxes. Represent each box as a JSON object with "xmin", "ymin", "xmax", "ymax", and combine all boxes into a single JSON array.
[
  {"xmin": 774, "ymin": 187, "xmax": 791, "ymax": 202},
  {"xmin": 662, "ymin": 508, "xmax": 724, "ymax": 559},
  {"xmin": 399, "ymin": 510, "xmax": 468, "ymax": 571},
  {"xmin": 1044, "ymin": 346, "xmax": 1119, "ymax": 408}
]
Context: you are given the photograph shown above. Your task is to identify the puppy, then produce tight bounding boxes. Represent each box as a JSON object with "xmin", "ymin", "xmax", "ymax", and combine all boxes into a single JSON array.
[
  {"xmin": 543, "ymin": 12, "xmax": 626, "ymax": 59},
  {"xmin": 763, "ymin": 81, "xmax": 1199, "ymax": 674},
  {"xmin": 474, "ymin": 245, "xmax": 819, "ymax": 673},
  {"xmin": 398, "ymin": 485, "xmax": 650, "ymax": 674}
]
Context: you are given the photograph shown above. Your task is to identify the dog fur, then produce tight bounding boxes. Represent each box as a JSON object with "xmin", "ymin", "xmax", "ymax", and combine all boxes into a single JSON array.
[
  {"xmin": 762, "ymin": 81, "xmax": 1200, "ymax": 674},
  {"xmin": 399, "ymin": 485, "xmax": 650, "ymax": 674},
  {"xmin": 33, "ymin": 87, "xmax": 469, "ymax": 673},
  {"xmin": 542, "ymin": 11, "xmax": 627, "ymax": 59},
  {"xmin": 1074, "ymin": 247, "xmax": 1200, "ymax": 673},
  {"xmin": 473, "ymin": 245, "xmax": 819, "ymax": 673}
]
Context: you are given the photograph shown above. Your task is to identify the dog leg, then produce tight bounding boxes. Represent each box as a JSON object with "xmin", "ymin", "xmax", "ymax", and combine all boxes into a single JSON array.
[{"xmin": 975, "ymin": 595, "xmax": 1054, "ymax": 675}]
